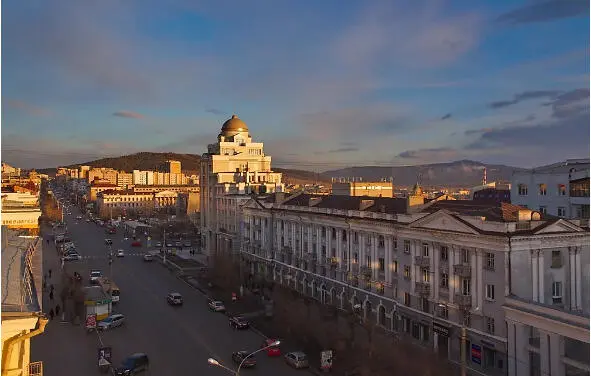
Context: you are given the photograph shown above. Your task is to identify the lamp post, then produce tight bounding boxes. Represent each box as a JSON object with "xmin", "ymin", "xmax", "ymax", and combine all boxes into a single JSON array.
[{"xmin": 207, "ymin": 340, "xmax": 281, "ymax": 376}]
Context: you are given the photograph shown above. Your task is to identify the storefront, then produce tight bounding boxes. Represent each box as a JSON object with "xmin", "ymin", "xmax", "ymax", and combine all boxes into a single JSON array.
[{"xmin": 433, "ymin": 321, "xmax": 450, "ymax": 358}]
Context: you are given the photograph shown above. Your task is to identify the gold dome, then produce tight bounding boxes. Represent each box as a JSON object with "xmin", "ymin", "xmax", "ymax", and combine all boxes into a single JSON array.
[{"xmin": 221, "ymin": 114, "xmax": 248, "ymax": 133}]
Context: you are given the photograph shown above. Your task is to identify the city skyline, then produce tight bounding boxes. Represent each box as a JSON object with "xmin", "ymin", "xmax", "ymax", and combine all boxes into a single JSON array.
[{"xmin": 2, "ymin": 0, "xmax": 589, "ymax": 169}]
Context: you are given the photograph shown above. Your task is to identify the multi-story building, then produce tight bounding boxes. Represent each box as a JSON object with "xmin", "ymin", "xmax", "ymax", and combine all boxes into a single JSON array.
[
  {"xmin": 166, "ymin": 160, "xmax": 182, "ymax": 174},
  {"xmin": 473, "ymin": 188, "xmax": 511, "ymax": 203},
  {"xmin": 2, "ymin": 162, "xmax": 22, "ymax": 176},
  {"xmin": 154, "ymin": 190, "xmax": 178, "ymax": 210},
  {"xmin": 96, "ymin": 191, "xmax": 154, "ymax": 218},
  {"xmin": 332, "ymin": 180, "xmax": 394, "ymax": 198},
  {"xmin": 87, "ymin": 182, "xmax": 121, "ymax": 201},
  {"xmin": 1, "ymin": 192, "xmax": 42, "ymax": 235},
  {"xmin": 132, "ymin": 170, "xmax": 155, "ymax": 185},
  {"xmin": 102, "ymin": 169, "xmax": 118, "ymax": 185},
  {"xmin": 511, "ymin": 159, "xmax": 589, "ymax": 220},
  {"xmin": 132, "ymin": 185, "xmax": 199, "ymax": 194},
  {"xmin": 79, "ymin": 165, "xmax": 91, "ymax": 179},
  {"xmin": 239, "ymin": 192, "xmax": 589, "ymax": 376},
  {"xmin": 116, "ymin": 172, "xmax": 133, "ymax": 189},
  {"xmin": 504, "ymin": 215, "xmax": 589, "ymax": 376},
  {"xmin": 200, "ymin": 114, "xmax": 284, "ymax": 256},
  {"xmin": 1, "ymin": 227, "xmax": 46, "ymax": 376}
]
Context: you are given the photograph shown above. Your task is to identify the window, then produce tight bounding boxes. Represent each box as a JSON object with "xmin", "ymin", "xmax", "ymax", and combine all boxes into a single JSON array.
[
  {"xmin": 539, "ymin": 206, "xmax": 547, "ymax": 214},
  {"xmin": 422, "ymin": 243, "xmax": 429, "ymax": 257},
  {"xmin": 366, "ymin": 256, "xmax": 371, "ymax": 268},
  {"xmin": 440, "ymin": 273, "xmax": 449, "ymax": 288},
  {"xmin": 461, "ymin": 249, "xmax": 470, "ymax": 263},
  {"xmin": 421, "ymin": 298, "xmax": 429, "ymax": 313},
  {"xmin": 484, "ymin": 347, "xmax": 496, "ymax": 369},
  {"xmin": 392, "ymin": 261, "xmax": 398, "ymax": 273},
  {"xmin": 404, "ymin": 292, "xmax": 411, "ymax": 306},
  {"xmin": 552, "ymin": 281, "xmax": 562, "ymax": 304},
  {"xmin": 404, "ymin": 240, "xmax": 411, "ymax": 254},
  {"xmin": 440, "ymin": 246, "xmax": 448, "ymax": 261},
  {"xmin": 539, "ymin": 184, "xmax": 547, "ymax": 196},
  {"xmin": 422, "ymin": 268, "xmax": 430, "ymax": 283},
  {"xmin": 557, "ymin": 207, "xmax": 566, "ymax": 217},
  {"xmin": 485, "ymin": 252, "xmax": 495, "ymax": 270},
  {"xmin": 403, "ymin": 266, "xmax": 411, "ymax": 279},
  {"xmin": 558, "ymin": 184, "xmax": 567, "ymax": 196},
  {"xmin": 393, "ymin": 238, "xmax": 398, "ymax": 251},
  {"xmin": 412, "ymin": 322, "xmax": 420, "ymax": 339},
  {"xmin": 486, "ymin": 317, "xmax": 495, "ymax": 334},
  {"xmin": 462, "ymin": 278, "xmax": 471, "ymax": 295},
  {"xmin": 378, "ymin": 236, "xmax": 385, "ymax": 248},
  {"xmin": 551, "ymin": 251, "xmax": 562, "ymax": 268},
  {"xmin": 437, "ymin": 304, "xmax": 448, "ymax": 319},
  {"xmin": 353, "ymin": 232, "xmax": 358, "ymax": 244},
  {"xmin": 485, "ymin": 284, "xmax": 495, "ymax": 301},
  {"xmin": 353, "ymin": 253, "xmax": 358, "ymax": 263},
  {"xmin": 518, "ymin": 184, "xmax": 528, "ymax": 196},
  {"xmin": 378, "ymin": 258, "xmax": 385, "ymax": 272},
  {"xmin": 342, "ymin": 230, "xmax": 347, "ymax": 241},
  {"xmin": 331, "ymin": 228, "xmax": 336, "ymax": 239}
]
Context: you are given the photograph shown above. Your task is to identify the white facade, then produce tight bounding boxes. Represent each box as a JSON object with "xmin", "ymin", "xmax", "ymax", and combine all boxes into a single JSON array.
[
  {"xmin": 511, "ymin": 159, "xmax": 589, "ymax": 219},
  {"xmin": 238, "ymin": 194, "xmax": 588, "ymax": 376}
]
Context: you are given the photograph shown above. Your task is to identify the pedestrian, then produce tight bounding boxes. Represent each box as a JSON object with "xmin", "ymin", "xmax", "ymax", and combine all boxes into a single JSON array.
[
  {"xmin": 42, "ymin": 281, "xmax": 47, "ymax": 292},
  {"xmin": 49, "ymin": 291, "xmax": 54, "ymax": 301},
  {"xmin": 49, "ymin": 308, "xmax": 54, "ymax": 320},
  {"xmin": 48, "ymin": 269, "xmax": 52, "ymax": 279},
  {"xmin": 50, "ymin": 284, "xmax": 54, "ymax": 293},
  {"xmin": 55, "ymin": 304, "xmax": 61, "ymax": 316}
]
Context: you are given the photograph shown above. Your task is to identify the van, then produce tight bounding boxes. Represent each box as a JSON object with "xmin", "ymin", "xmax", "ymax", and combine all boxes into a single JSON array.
[{"xmin": 115, "ymin": 353, "xmax": 149, "ymax": 375}]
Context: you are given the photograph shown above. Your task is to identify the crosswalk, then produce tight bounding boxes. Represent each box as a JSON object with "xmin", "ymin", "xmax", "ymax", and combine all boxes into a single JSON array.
[{"xmin": 79, "ymin": 253, "xmax": 148, "ymax": 259}]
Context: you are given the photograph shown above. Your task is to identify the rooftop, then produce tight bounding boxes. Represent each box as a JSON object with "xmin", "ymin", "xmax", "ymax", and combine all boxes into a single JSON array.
[
  {"xmin": 523, "ymin": 159, "xmax": 590, "ymax": 174},
  {"xmin": 423, "ymin": 200, "xmax": 538, "ymax": 222},
  {"xmin": 1, "ymin": 227, "xmax": 42, "ymax": 313},
  {"xmin": 281, "ymin": 193, "xmax": 408, "ymax": 214}
]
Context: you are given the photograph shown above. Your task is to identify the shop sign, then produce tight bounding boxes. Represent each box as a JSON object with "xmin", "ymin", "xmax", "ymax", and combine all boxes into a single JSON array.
[
  {"xmin": 471, "ymin": 344, "xmax": 482, "ymax": 364},
  {"xmin": 432, "ymin": 322, "xmax": 450, "ymax": 337}
]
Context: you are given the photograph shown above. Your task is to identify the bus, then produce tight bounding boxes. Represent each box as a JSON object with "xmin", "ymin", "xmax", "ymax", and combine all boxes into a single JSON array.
[{"xmin": 98, "ymin": 277, "xmax": 120, "ymax": 304}]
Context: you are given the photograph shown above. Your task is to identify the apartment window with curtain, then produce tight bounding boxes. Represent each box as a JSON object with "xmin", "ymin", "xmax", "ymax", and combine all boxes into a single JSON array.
[
  {"xmin": 440, "ymin": 273, "xmax": 448, "ymax": 288},
  {"xmin": 404, "ymin": 240, "xmax": 411, "ymax": 254},
  {"xmin": 422, "ymin": 243, "xmax": 429, "ymax": 257},
  {"xmin": 422, "ymin": 268, "xmax": 430, "ymax": 283},
  {"xmin": 461, "ymin": 249, "xmax": 470, "ymax": 263},
  {"xmin": 539, "ymin": 184, "xmax": 547, "ymax": 196},
  {"xmin": 440, "ymin": 246, "xmax": 448, "ymax": 261}
]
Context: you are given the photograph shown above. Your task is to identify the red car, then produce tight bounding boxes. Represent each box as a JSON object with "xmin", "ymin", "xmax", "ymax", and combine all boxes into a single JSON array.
[
  {"xmin": 261, "ymin": 339, "xmax": 281, "ymax": 357},
  {"xmin": 131, "ymin": 241, "xmax": 142, "ymax": 247}
]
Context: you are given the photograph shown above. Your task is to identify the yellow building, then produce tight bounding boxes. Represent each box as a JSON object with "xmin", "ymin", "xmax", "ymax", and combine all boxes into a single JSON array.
[
  {"xmin": 166, "ymin": 160, "xmax": 182, "ymax": 174},
  {"xmin": 1, "ymin": 228, "xmax": 47, "ymax": 376},
  {"xmin": 332, "ymin": 181, "xmax": 394, "ymax": 197},
  {"xmin": 1, "ymin": 193, "xmax": 41, "ymax": 235}
]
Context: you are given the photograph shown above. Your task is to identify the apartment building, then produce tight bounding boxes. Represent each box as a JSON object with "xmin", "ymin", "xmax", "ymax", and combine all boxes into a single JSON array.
[
  {"xmin": 166, "ymin": 160, "xmax": 181, "ymax": 174},
  {"xmin": 1, "ymin": 192, "xmax": 42, "ymax": 235},
  {"xmin": 117, "ymin": 172, "xmax": 133, "ymax": 188},
  {"xmin": 238, "ymin": 192, "xmax": 589, "ymax": 376},
  {"xmin": 511, "ymin": 159, "xmax": 590, "ymax": 220},
  {"xmin": 332, "ymin": 180, "xmax": 394, "ymax": 198},
  {"xmin": 96, "ymin": 191, "xmax": 154, "ymax": 218},
  {"xmin": 200, "ymin": 114, "xmax": 283, "ymax": 256},
  {"xmin": 132, "ymin": 185, "xmax": 199, "ymax": 194},
  {"xmin": 132, "ymin": 170, "xmax": 154, "ymax": 185}
]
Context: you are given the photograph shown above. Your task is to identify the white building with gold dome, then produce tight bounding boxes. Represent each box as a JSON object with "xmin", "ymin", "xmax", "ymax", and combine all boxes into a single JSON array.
[{"xmin": 200, "ymin": 115, "xmax": 284, "ymax": 256}]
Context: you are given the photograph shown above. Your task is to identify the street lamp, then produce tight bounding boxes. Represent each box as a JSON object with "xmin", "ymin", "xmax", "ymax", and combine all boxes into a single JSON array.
[{"xmin": 207, "ymin": 340, "xmax": 281, "ymax": 376}]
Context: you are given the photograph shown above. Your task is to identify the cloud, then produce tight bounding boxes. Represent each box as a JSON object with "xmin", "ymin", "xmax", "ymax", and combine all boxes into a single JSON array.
[
  {"xmin": 327, "ymin": 147, "xmax": 360, "ymax": 154},
  {"xmin": 440, "ymin": 113, "xmax": 452, "ymax": 120},
  {"xmin": 488, "ymin": 90, "xmax": 562, "ymax": 109},
  {"xmin": 497, "ymin": 0, "xmax": 589, "ymax": 24},
  {"xmin": 112, "ymin": 111, "xmax": 144, "ymax": 119},
  {"xmin": 205, "ymin": 108, "xmax": 226, "ymax": 116},
  {"xmin": 397, "ymin": 148, "xmax": 459, "ymax": 160},
  {"xmin": 549, "ymin": 88, "xmax": 589, "ymax": 118},
  {"xmin": 2, "ymin": 98, "xmax": 52, "ymax": 117}
]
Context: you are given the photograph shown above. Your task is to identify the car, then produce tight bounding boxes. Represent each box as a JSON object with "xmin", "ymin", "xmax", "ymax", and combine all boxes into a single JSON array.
[
  {"xmin": 231, "ymin": 351, "xmax": 257, "ymax": 368},
  {"xmin": 261, "ymin": 339, "xmax": 282, "ymax": 356},
  {"xmin": 105, "ymin": 239, "xmax": 113, "ymax": 245},
  {"xmin": 115, "ymin": 353, "xmax": 149, "ymax": 375},
  {"xmin": 167, "ymin": 292, "xmax": 183, "ymax": 306},
  {"xmin": 284, "ymin": 351, "xmax": 309, "ymax": 369},
  {"xmin": 166, "ymin": 242, "xmax": 173, "ymax": 247},
  {"xmin": 85, "ymin": 219, "xmax": 91, "ymax": 223},
  {"xmin": 155, "ymin": 241, "xmax": 162, "ymax": 248},
  {"xmin": 63, "ymin": 253, "xmax": 82, "ymax": 261},
  {"xmin": 116, "ymin": 250, "xmax": 125, "ymax": 257},
  {"xmin": 108, "ymin": 228, "xmax": 116, "ymax": 234},
  {"xmin": 208, "ymin": 300, "xmax": 226, "ymax": 312},
  {"xmin": 143, "ymin": 254, "xmax": 153, "ymax": 262},
  {"xmin": 229, "ymin": 316, "xmax": 249, "ymax": 330},
  {"xmin": 98, "ymin": 314, "xmax": 125, "ymax": 330},
  {"xmin": 183, "ymin": 241, "xmax": 191, "ymax": 247},
  {"xmin": 174, "ymin": 241, "xmax": 182, "ymax": 247},
  {"xmin": 90, "ymin": 270, "xmax": 102, "ymax": 283},
  {"xmin": 131, "ymin": 241, "xmax": 142, "ymax": 247},
  {"xmin": 76, "ymin": 215, "xmax": 83, "ymax": 220}
]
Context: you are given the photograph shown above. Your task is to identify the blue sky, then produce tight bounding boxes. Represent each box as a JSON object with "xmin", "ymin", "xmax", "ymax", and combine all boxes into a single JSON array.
[{"xmin": 2, "ymin": 0, "xmax": 589, "ymax": 170}]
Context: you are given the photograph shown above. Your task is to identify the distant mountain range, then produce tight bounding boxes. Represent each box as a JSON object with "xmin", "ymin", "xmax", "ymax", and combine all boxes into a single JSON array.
[{"xmin": 37, "ymin": 153, "xmax": 523, "ymax": 187}]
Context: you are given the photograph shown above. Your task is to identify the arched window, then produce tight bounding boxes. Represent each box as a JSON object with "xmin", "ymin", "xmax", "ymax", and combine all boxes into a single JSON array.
[{"xmin": 378, "ymin": 306, "xmax": 386, "ymax": 326}]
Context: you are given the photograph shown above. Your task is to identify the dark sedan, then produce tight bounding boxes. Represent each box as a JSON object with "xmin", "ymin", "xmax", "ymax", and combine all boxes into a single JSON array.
[
  {"xmin": 229, "ymin": 316, "xmax": 249, "ymax": 330},
  {"xmin": 231, "ymin": 351, "xmax": 257, "ymax": 368}
]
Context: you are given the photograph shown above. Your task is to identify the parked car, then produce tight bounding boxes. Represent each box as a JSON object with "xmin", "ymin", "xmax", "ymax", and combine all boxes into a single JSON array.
[
  {"xmin": 231, "ymin": 351, "xmax": 257, "ymax": 368},
  {"xmin": 229, "ymin": 316, "xmax": 249, "ymax": 329},
  {"xmin": 98, "ymin": 314, "xmax": 125, "ymax": 330},
  {"xmin": 76, "ymin": 215, "xmax": 83, "ymax": 220},
  {"xmin": 284, "ymin": 352, "xmax": 309, "ymax": 369},
  {"xmin": 208, "ymin": 300, "xmax": 226, "ymax": 313},
  {"xmin": 143, "ymin": 254, "xmax": 153, "ymax": 262},
  {"xmin": 131, "ymin": 241, "xmax": 142, "ymax": 247},
  {"xmin": 174, "ymin": 241, "xmax": 182, "ymax": 247},
  {"xmin": 90, "ymin": 270, "xmax": 102, "ymax": 283},
  {"xmin": 167, "ymin": 292, "xmax": 183, "ymax": 306},
  {"xmin": 115, "ymin": 353, "xmax": 149, "ymax": 375},
  {"xmin": 155, "ymin": 241, "xmax": 162, "ymax": 248},
  {"xmin": 63, "ymin": 253, "xmax": 81, "ymax": 261},
  {"xmin": 105, "ymin": 239, "xmax": 113, "ymax": 245},
  {"xmin": 166, "ymin": 242, "xmax": 173, "ymax": 247},
  {"xmin": 183, "ymin": 241, "xmax": 191, "ymax": 247},
  {"xmin": 261, "ymin": 339, "xmax": 281, "ymax": 356},
  {"xmin": 116, "ymin": 250, "xmax": 125, "ymax": 257}
]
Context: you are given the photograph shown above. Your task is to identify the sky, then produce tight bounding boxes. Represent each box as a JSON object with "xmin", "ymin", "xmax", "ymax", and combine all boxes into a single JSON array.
[{"xmin": 2, "ymin": 0, "xmax": 589, "ymax": 170}]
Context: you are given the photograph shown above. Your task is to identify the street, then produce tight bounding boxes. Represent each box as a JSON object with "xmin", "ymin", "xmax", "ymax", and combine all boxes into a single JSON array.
[{"xmin": 32, "ymin": 205, "xmax": 308, "ymax": 376}]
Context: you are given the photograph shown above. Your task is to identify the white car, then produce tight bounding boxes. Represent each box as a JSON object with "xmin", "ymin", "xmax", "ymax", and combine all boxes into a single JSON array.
[
  {"xmin": 90, "ymin": 270, "xmax": 102, "ymax": 284},
  {"xmin": 98, "ymin": 314, "xmax": 125, "ymax": 330},
  {"xmin": 116, "ymin": 250, "xmax": 125, "ymax": 257},
  {"xmin": 208, "ymin": 300, "xmax": 226, "ymax": 312}
]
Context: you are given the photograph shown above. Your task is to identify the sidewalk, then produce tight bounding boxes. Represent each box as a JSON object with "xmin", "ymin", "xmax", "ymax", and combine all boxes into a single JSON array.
[{"xmin": 172, "ymin": 248, "xmax": 208, "ymax": 265}]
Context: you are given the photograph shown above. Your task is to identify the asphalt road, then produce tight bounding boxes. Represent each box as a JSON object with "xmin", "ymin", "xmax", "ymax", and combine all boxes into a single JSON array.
[{"xmin": 32, "ymin": 202, "xmax": 309, "ymax": 376}]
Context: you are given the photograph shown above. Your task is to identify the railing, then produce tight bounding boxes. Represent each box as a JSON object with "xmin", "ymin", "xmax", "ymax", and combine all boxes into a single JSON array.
[
  {"xmin": 453, "ymin": 264, "xmax": 471, "ymax": 277},
  {"xmin": 415, "ymin": 282, "xmax": 430, "ymax": 296},
  {"xmin": 455, "ymin": 293, "xmax": 472, "ymax": 308},
  {"xmin": 414, "ymin": 256, "xmax": 431, "ymax": 268}
]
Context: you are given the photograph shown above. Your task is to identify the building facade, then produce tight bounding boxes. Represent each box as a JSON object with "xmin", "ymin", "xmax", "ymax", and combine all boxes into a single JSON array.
[
  {"xmin": 332, "ymin": 181, "xmax": 394, "ymax": 198},
  {"xmin": 166, "ymin": 160, "xmax": 182, "ymax": 174},
  {"xmin": 200, "ymin": 115, "xmax": 283, "ymax": 256},
  {"xmin": 511, "ymin": 159, "xmax": 590, "ymax": 220},
  {"xmin": 238, "ymin": 193, "xmax": 589, "ymax": 376},
  {"xmin": 96, "ymin": 191, "xmax": 154, "ymax": 218}
]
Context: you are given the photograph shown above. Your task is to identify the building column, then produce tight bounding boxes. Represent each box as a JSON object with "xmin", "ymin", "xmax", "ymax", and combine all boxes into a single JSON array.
[
  {"xmin": 449, "ymin": 246, "xmax": 456, "ymax": 304},
  {"xmin": 372, "ymin": 235, "xmax": 378, "ymax": 280},
  {"xmin": 410, "ymin": 241, "xmax": 417, "ymax": 295},
  {"xmin": 359, "ymin": 233, "xmax": 365, "ymax": 269},
  {"xmin": 385, "ymin": 237, "xmax": 392, "ymax": 285},
  {"xmin": 532, "ymin": 250, "xmax": 539, "ymax": 303},
  {"xmin": 538, "ymin": 250, "xmax": 545, "ymax": 304},
  {"xmin": 470, "ymin": 249, "xmax": 477, "ymax": 308},
  {"xmin": 433, "ymin": 332, "xmax": 439, "ymax": 352},
  {"xmin": 540, "ymin": 330, "xmax": 551, "ymax": 376},
  {"xmin": 575, "ymin": 247, "xmax": 582, "ymax": 310},
  {"xmin": 508, "ymin": 320, "xmax": 529, "ymax": 376},
  {"xmin": 433, "ymin": 242, "xmax": 439, "ymax": 300}
]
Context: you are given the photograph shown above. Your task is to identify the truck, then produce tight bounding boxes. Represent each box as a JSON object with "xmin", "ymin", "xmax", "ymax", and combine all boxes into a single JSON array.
[{"xmin": 97, "ymin": 277, "xmax": 120, "ymax": 304}]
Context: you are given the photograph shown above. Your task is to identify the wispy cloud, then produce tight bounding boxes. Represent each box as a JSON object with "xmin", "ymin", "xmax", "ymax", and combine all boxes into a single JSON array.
[
  {"xmin": 488, "ymin": 90, "xmax": 562, "ymax": 109},
  {"xmin": 497, "ymin": 0, "xmax": 589, "ymax": 24},
  {"xmin": 441, "ymin": 113, "xmax": 452, "ymax": 120},
  {"xmin": 2, "ymin": 98, "xmax": 52, "ymax": 117},
  {"xmin": 397, "ymin": 147, "xmax": 459, "ymax": 160},
  {"xmin": 327, "ymin": 147, "xmax": 360, "ymax": 154},
  {"xmin": 205, "ymin": 108, "xmax": 226, "ymax": 116},
  {"xmin": 113, "ymin": 110, "xmax": 144, "ymax": 119}
]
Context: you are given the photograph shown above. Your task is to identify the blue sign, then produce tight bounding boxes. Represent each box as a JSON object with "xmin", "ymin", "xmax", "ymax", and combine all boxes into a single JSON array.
[{"xmin": 471, "ymin": 344, "xmax": 482, "ymax": 364}]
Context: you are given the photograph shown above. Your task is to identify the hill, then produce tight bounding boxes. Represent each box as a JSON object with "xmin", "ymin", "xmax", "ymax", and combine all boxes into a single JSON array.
[
  {"xmin": 66, "ymin": 152, "xmax": 202, "ymax": 174},
  {"xmin": 322, "ymin": 160, "xmax": 523, "ymax": 188},
  {"xmin": 274, "ymin": 168, "xmax": 330, "ymax": 185}
]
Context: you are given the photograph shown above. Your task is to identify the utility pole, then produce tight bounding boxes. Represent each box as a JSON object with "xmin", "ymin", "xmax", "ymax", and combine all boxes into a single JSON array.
[
  {"xmin": 460, "ymin": 326, "xmax": 467, "ymax": 376},
  {"xmin": 163, "ymin": 228, "xmax": 167, "ymax": 264}
]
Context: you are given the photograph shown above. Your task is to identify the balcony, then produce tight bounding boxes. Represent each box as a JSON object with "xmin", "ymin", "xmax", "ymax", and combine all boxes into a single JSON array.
[
  {"xmin": 414, "ymin": 256, "xmax": 431, "ymax": 268},
  {"xmin": 361, "ymin": 266, "xmax": 372, "ymax": 278},
  {"xmin": 415, "ymin": 282, "xmax": 431, "ymax": 296},
  {"xmin": 283, "ymin": 246, "xmax": 293, "ymax": 254},
  {"xmin": 455, "ymin": 293, "xmax": 472, "ymax": 308},
  {"xmin": 303, "ymin": 252, "xmax": 317, "ymax": 261},
  {"xmin": 439, "ymin": 263, "xmax": 449, "ymax": 273},
  {"xmin": 351, "ymin": 264, "xmax": 359, "ymax": 274},
  {"xmin": 453, "ymin": 264, "xmax": 471, "ymax": 277},
  {"xmin": 328, "ymin": 257, "xmax": 338, "ymax": 267}
]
